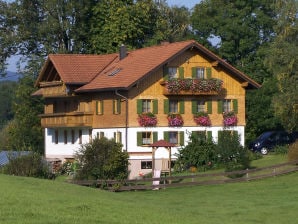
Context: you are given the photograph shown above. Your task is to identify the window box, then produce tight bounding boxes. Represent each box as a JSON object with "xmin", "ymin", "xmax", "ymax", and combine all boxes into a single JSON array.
[
  {"xmin": 223, "ymin": 111, "xmax": 237, "ymax": 126},
  {"xmin": 167, "ymin": 113, "xmax": 184, "ymax": 127},
  {"xmin": 138, "ymin": 112, "xmax": 157, "ymax": 127},
  {"xmin": 194, "ymin": 111, "xmax": 211, "ymax": 126}
]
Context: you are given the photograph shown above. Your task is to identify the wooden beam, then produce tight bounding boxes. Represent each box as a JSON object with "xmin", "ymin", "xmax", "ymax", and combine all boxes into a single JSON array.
[{"xmin": 241, "ymin": 82, "xmax": 248, "ymax": 87}]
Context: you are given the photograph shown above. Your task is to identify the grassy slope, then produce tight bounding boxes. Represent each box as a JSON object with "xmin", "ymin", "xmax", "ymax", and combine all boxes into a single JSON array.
[{"xmin": 1, "ymin": 155, "xmax": 298, "ymax": 224}]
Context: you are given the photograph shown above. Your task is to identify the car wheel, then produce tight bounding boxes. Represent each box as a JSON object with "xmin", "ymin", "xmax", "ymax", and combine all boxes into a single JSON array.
[{"xmin": 260, "ymin": 147, "xmax": 268, "ymax": 155}]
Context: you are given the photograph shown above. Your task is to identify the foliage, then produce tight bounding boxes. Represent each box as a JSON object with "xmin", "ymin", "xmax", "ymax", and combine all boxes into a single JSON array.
[
  {"xmin": 222, "ymin": 111, "xmax": 237, "ymax": 126},
  {"xmin": 288, "ymin": 140, "xmax": 298, "ymax": 162},
  {"xmin": 175, "ymin": 132, "xmax": 216, "ymax": 171},
  {"xmin": 138, "ymin": 112, "xmax": 157, "ymax": 127},
  {"xmin": 166, "ymin": 78, "xmax": 223, "ymax": 94},
  {"xmin": 2, "ymin": 152, "xmax": 52, "ymax": 178},
  {"xmin": 193, "ymin": 111, "xmax": 211, "ymax": 126},
  {"xmin": 0, "ymin": 81, "xmax": 16, "ymax": 130},
  {"xmin": 75, "ymin": 137, "xmax": 129, "ymax": 180},
  {"xmin": 216, "ymin": 131, "xmax": 250, "ymax": 172},
  {"xmin": 167, "ymin": 113, "xmax": 184, "ymax": 127}
]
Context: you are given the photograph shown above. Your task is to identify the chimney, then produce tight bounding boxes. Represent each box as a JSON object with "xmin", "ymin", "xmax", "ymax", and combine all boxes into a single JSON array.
[{"xmin": 119, "ymin": 44, "xmax": 127, "ymax": 60}]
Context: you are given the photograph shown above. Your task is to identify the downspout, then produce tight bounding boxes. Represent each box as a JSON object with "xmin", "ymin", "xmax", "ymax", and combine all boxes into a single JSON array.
[{"xmin": 115, "ymin": 89, "xmax": 128, "ymax": 151}]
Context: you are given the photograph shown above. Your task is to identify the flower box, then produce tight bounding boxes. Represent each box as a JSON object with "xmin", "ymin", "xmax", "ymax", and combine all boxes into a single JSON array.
[
  {"xmin": 138, "ymin": 112, "xmax": 157, "ymax": 127},
  {"xmin": 167, "ymin": 113, "xmax": 184, "ymax": 127},
  {"xmin": 223, "ymin": 111, "xmax": 237, "ymax": 126},
  {"xmin": 194, "ymin": 112, "xmax": 211, "ymax": 126}
]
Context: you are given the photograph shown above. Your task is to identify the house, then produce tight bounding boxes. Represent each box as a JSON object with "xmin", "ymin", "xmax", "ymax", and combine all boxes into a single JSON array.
[{"xmin": 33, "ymin": 40, "xmax": 261, "ymax": 179}]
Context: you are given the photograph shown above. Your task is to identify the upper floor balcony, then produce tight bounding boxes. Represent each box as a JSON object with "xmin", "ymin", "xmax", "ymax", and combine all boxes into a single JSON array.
[
  {"xmin": 160, "ymin": 78, "xmax": 223, "ymax": 95},
  {"xmin": 40, "ymin": 111, "xmax": 93, "ymax": 128}
]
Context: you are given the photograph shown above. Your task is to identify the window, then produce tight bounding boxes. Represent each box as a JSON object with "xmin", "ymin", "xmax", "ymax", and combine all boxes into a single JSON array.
[
  {"xmin": 114, "ymin": 131, "xmax": 122, "ymax": 143},
  {"xmin": 137, "ymin": 132, "xmax": 158, "ymax": 146},
  {"xmin": 164, "ymin": 131, "xmax": 184, "ymax": 146},
  {"xmin": 113, "ymin": 99, "xmax": 121, "ymax": 114},
  {"xmin": 197, "ymin": 101, "xmax": 205, "ymax": 112},
  {"xmin": 137, "ymin": 99, "xmax": 158, "ymax": 114},
  {"xmin": 79, "ymin": 130, "xmax": 82, "ymax": 144},
  {"xmin": 64, "ymin": 130, "xmax": 68, "ymax": 144},
  {"xmin": 96, "ymin": 100, "xmax": 104, "ymax": 115},
  {"xmin": 164, "ymin": 99, "xmax": 184, "ymax": 114},
  {"xmin": 218, "ymin": 99, "xmax": 238, "ymax": 114},
  {"xmin": 55, "ymin": 130, "xmax": 59, "ymax": 144},
  {"xmin": 141, "ymin": 161, "xmax": 152, "ymax": 169},
  {"xmin": 192, "ymin": 131, "xmax": 212, "ymax": 142},
  {"xmin": 168, "ymin": 67, "xmax": 178, "ymax": 79},
  {"xmin": 97, "ymin": 132, "xmax": 104, "ymax": 139},
  {"xmin": 71, "ymin": 130, "xmax": 75, "ymax": 144},
  {"xmin": 195, "ymin": 67, "xmax": 205, "ymax": 79}
]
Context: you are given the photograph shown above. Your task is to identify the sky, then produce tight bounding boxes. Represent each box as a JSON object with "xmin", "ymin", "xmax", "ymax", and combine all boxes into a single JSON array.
[{"xmin": 6, "ymin": 0, "xmax": 201, "ymax": 72}]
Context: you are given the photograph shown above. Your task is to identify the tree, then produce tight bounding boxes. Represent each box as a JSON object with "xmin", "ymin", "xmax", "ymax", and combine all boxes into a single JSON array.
[
  {"xmin": 0, "ymin": 81, "xmax": 16, "ymax": 130},
  {"xmin": 75, "ymin": 137, "xmax": 129, "ymax": 180},
  {"xmin": 265, "ymin": 0, "xmax": 298, "ymax": 131}
]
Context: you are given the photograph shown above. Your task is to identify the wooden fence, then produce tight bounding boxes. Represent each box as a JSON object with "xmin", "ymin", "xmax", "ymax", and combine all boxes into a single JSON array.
[{"xmin": 70, "ymin": 160, "xmax": 298, "ymax": 192}]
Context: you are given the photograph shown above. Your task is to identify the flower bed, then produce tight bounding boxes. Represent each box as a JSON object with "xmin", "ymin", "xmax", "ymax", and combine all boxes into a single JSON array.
[
  {"xmin": 167, "ymin": 113, "xmax": 184, "ymax": 127},
  {"xmin": 223, "ymin": 111, "xmax": 237, "ymax": 126},
  {"xmin": 194, "ymin": 112, "xmax": 211, "ymax": 126},
  {"xmin": 166, "ymin": 78, "xmax": 223, "ymax": 94},
  {"xmin": 138, "ymin": 112, "xmax": 157, "ymax": 127}
]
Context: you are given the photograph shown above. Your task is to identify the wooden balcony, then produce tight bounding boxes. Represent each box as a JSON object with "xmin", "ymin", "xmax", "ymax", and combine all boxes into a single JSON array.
[
  {"xmin": 163, "ymin": 89, "xmax": 219, "ymax": 95},
  {"xmin": 40, "ymin": 112, "xmax": 93, "ymax": 128}
]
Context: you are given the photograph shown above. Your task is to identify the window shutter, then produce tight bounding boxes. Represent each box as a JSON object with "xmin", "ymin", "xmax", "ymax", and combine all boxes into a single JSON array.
[
  {"xmin": 153, "ymin": 99, "xmax": 158, "ymax": 114},
  {"xmin": 137, "ymin": 132, "xmax": 142, "ymax": 146},
  {"xmin": 207, "ymin": 131, "xmax": 212, "ymax": 142},
  {"xmin": 113, "ymin": 132, "xmax": 116, "ymax": 140},
  {"xmin": 164, "ymin": 131, "xmax": 169, "ymax": 142},
  {"xmin": 153, "ymin": 132, "xmax": 158, "ymax": 143},
  {"xmin": 137, "ymin": 99, "xmax": 142, "ymax": 114},
  {"xmin": 101, "ymin": 100, "xmax": 104, "ymax": 114},
  {"xmin": 191, "ymin": 67, "xmax": 197, "ymax": 78},
  {"xmin": 206, "ymin": 67, "xmax": 212, "ymax": 78},
  {"xmin": 119, "ymin": 132, "xmax": 122, "ymax": 143},
  {"xmin": 179, "ymin": 131, "xmax": 185, "ymax": 146},
  {"xmin": 164, "ymin": 99, "xmax": 169, "ymax": 114},
  {"xmin": 178, "ymin": 67, "xmax": 184, "ymax": 78},
  {"xmin": 233, "ymin": 99, "xmax": 238, "ymax": 114},
  {"xmin": 179, "ymin": 100, "xmax": 185, "ymax": 114},
  {"xmin": 217, "ymin": 100, "xmax": 223, "ymax": 114},
  {"xmin": 117, "ymin": 99, "xmax": 121, "ymax": 114},
  {"xmin": 207, "ymin": 101, "xmax": 212, "ymax": 114},
  {"xmin": 96, "ymin": 101, "xmax": 99, "ymax": 114},
  {"xmin": 163, "ymin": 66, "xmax": 169, "ymax": 80},
  {"xmin": 191, "ymin": 100, "xmax": 197, "ymax": 114}
]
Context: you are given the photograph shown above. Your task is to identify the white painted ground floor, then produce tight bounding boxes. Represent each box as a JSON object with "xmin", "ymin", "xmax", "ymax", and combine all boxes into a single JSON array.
[{"xmin": 44, "ymin": 125, "xmax": 244, "ymax": 179}]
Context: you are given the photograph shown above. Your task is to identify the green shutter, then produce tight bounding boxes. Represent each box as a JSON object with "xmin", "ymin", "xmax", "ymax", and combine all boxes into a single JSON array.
[
  {"xmin": 164, "ymin": 131, "xmax": 169, "ymax": 142},
  {"xmin": 153, "ymin": 99, "xmax": 158, "ymax": 114},
  {"xmin": 207, "ymin": 101, "xmax": 212, "ymax": 114},
  {"xmin": 179, "ymin": 131, "xmax": 185, "ymax": 146},
  {"xmin": 206, "ymin": 67, "xmax": 212, "ymax": 78},
  {"xmin": 96, "ymin": 101, "xmax": 99, "ymax": 114},
  {"xmin": 118, "ymin": 99, "xmax": 121, "ymax": 114},
  {"xmin": 178, "ymin": 67, "xmax": 184, "ymax": 78},
  {"xmin": 164, "ymin": 99, "xmax": 169, "ymax": 114},
  {"xmin": 207, "ymin": 131, "xmax": 212, "ymax": 142},
  {"xmin": 101, "ymin": 100, "xmax": 104, "ymax": 114},
  {"xmin": 233, "ymin": 99, "xmax": 238, "ymax": 114},
  {"xmin": 112, "ymin": 100, "xmax": 115, "ymax": 114},
  {"xmin": 179, "ymin": 100, "xmax": 185, "ymax": 114},
  {"xmin": 191, "ymin": 67, "xmax": 197, "ymax": 78},
  {"xmin": 137, "ymin": 132, "xmax": 142, "ymax": 146},
  {"xmin": 137, "ymin": 99, "xmax": 142, "ymax": 114},
  {"xmin": 192, "ymin": 100, "xmax": 197, "ymax": 114},
  {"xmin": 163, "ymin": 66, "xmax": 169, "ymax": 80},
  {"xmin": 119, "ymin": 132, "xmax": 122, "ymax": 143},
  {"xmin": 114, "ymin": 132, "xmax": 116, "ymax": 139},
  {"xmin": 153, "ymin": 132, "xmax": 158, "ymax": 143},
  {"xmin": 218, "ymin": 100, "xmax": 223, "ymax": 114}
]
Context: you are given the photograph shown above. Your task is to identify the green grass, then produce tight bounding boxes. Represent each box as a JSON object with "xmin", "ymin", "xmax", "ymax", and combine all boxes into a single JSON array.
[{"xmin": 1, "ymin": 155, "xmax": 298, "ymax": 224}]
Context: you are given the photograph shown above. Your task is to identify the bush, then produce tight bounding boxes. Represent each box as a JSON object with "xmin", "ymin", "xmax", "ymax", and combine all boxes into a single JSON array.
[
  {"xmin": 273, "ymin": 145, "xmax": 289, "ymax": 155},
  {"xmin": 288, "ymin": 140, "xmax": 298, "ymax": 162},
  {"xmin": 2, "ymin": 152, "xmax": 53, "ymax": 179},
  {"xmin": 75, "ymin": 137, "xmax": 129, "ymax": 181}
]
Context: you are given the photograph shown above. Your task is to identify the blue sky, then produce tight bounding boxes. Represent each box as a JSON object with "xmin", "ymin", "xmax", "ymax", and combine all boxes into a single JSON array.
[{"xmin": 6, "ymin": 0, "xmax": 202, "ymax": 72}]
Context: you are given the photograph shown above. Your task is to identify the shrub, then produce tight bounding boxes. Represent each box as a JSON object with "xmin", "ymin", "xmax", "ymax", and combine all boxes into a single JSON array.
[
  {"xmin": 75, "ymin": 137, "xmax": 129, "ymax": 181},
  {"xmin": 2, "ymin": 152, "xmax": 52, "ymax": 179},
  {"xmin": 288, "ymin": 140, "xmax": 298, "ymax": 162},
  {"xmin": 273, "ymin": 145, "xmax": 289, "ymax": 155}
]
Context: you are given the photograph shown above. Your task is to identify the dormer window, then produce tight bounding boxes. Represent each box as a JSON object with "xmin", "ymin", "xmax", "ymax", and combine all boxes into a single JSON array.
[{"xmin": 168, "ymin": 67, "xmax": 178, "ymax": 79}]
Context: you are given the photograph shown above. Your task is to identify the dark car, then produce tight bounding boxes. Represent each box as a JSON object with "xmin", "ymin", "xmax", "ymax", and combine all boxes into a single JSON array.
[{"xmin": 249, "ymin": 131, "xmax": 295, "ymax": 155}]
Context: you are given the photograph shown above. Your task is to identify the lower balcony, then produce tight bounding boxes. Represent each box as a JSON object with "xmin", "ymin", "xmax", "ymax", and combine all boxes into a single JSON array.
[{"xmin": 40, "ymin": 112, "xmax": 93, "ymax": 128}]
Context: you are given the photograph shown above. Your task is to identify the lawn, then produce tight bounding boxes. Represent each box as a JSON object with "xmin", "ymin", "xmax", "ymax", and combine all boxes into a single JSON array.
[{"xmin": 1, "ymin": 154, "xmax": 298, "ymax": 224}]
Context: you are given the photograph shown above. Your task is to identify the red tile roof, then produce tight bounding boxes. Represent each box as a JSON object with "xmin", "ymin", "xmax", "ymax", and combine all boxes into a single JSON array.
[{"xmin": 36, "ymin": 40, "xmax": 261, "ymax": 91}]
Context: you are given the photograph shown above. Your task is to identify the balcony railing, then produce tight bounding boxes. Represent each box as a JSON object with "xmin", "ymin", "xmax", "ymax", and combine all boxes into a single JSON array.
[
  {"xmin": 40, "ymin": 112, "xmax": 93, "ymax": 128},
  {"xmin": 161, "ymin": 78, "xmax": 223, "ymax": 95}
]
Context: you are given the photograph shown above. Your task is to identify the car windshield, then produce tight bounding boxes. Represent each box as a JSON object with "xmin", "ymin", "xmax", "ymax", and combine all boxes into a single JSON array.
[{"xmin": 257, "ymin": 132, "xmax": 273, "ymax": 140}]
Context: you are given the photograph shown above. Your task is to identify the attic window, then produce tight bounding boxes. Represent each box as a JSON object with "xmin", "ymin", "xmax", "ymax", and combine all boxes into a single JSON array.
[{"xmin": 108, "ymin": 68, "xmax": 122, "ymax": 76}]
